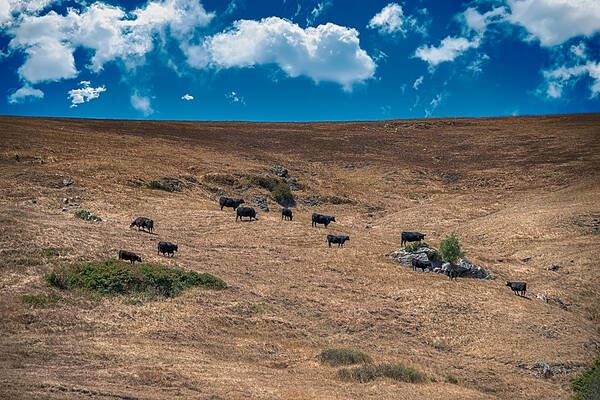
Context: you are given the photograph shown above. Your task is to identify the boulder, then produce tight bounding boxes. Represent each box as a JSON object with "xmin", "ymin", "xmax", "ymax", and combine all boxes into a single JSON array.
[
  {"xmin": 254, "ymin": 196, "xmax": 269, "ymax": 212},
  {"xmin": 269, "ymin": 165, "xmax": 288, "ymax": 178},
  {"xmin": 390, "ymin": 250, "xmax": 494, "ymax": 279},
  {"xmin": 62, "ymin": 178, "xmax": 74, "ymax": 186},
  {"xmin": 532, "ymin": 361, "xmax": 553, "ymax": 379}
]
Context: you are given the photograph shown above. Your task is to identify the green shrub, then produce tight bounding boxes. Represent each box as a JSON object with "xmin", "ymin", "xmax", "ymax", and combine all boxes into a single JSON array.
[
  {"xmin": 42, "ymin": 247, "xmax": 61, "ymax": 258},
  {"xmin": 272, "ymin": 182, "xmax": 295, "ymax": 206},
  {"xmin": 145, "ymin": 180, "xmax": 174, "ymax": 192},
  {"xmin": 439, "ymin": 233, "xmax": 464, "ymax": 264},
  {"xmin": 22, "ymin": 292, "xmax": 63, "ymax": 308},
  {"xmin": 322, "ymin": 196, "xmax": 354, "ymax": 205},
  {"xmin": 204, "ymin": 174, "xmax": 236, "ymax": 186},
  {"xmin": 15, "ymin": 154, "xmax": 20, "ymax": 162},
  {"xmin": 404, "ymin": 242, "xmax": 430, "ymax": 253},
  {"xmin": 47, "ymin": 260, "xmax": 226, "ymax": 299},
  {"xmin": 318, "ymin": 348, "xmax": 372, "ymax": 366},
  {"xmin": 445, "ymin": 374, "xmax": 459, "ymax": 384},
  {"xmin": 249, "ymin": 175, "xmax": 279, "ymax": 191},
  {"xmin": 572, "ymin": 354, "xmax": 600, "ymax": 400},
  {"xmin": 337, "ymin": 363, "xmax": 427, "ymax": 383},
  {"xmin": 75, "ymin": 210, "xmax": 102, "ymax": 222}
]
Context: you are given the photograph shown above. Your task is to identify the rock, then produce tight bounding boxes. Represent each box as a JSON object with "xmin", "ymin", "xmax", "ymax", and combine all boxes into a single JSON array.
[
  {"xmin": 365, "ymin": 225, "xmax": 372, "ymax": 230},
  {"xmin": 545, "ymin": 264, "xmax": 561, "ymax": 271},
  {"xmin": 536, "ymin": 293, "xmax": 548, "ymax": 303},
  {"xmin": 270, "ymin": 165, "xmax": 288, "ymax": 178},
  {"xmin": 302, "ymin": 195, "xmax": 321, "ymax": 207},
  {"xmin": 69, "ymin": 203, "xmax": 80, "ymax": 207},
  {"xmin": 521, "ymin": 257, "xmax": 531, "ymax": 263},
  {"xmin": 32, "ymin": 199, "xmax": 37, "ymax": 204},
  {"xmin": 62, "ymin": 198, "xmax": 69, "ymax": 204},
  {"xmin": 254, "ymin": 196, "xmax": 269, "ymax": 212},
  {"xmin": 62, "ymin": 179, "xmax": 74, "ymax": 186},
  {"xmin": 532, "ymin": 361, "xmax": 553, "ymax": 379},
  {"xmin": 389, "ymin": 247, "xmax": 443, "ymax": 270},
  {"xmin": 62, "ymin": 207, "xmax": 68, "ymax": 212},
  {"xmin": 553, "ymin": 298, "xmax": 568, "ymax": 310},
  {"xmin": 159, "ymin": 177, "xmax": 184, "ymax": 192}
]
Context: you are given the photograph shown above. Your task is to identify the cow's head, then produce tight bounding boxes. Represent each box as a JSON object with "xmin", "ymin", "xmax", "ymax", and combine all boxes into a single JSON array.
[
  {"xmin": 505, "ymin": 281, "xmax": 511, "ymax": 287},
  {"xmin": 330, "ymin": 216, "xmax": 336, "ymax": 222},
  {"xmin": 345, "ymin": 236, "xmax": 350, "ymax": 241},
  {"xmin": 173, "ymin": 245, "xmax": 178, "ymax": 252},
  {"xmin": 137, "ymin": 255, "xmax": 143, "ymax": 263}
]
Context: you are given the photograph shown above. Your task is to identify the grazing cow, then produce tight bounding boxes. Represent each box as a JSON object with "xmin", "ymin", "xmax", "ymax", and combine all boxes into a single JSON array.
[
  {"xmin": 236, "ymin": 206, "xmax": 256, "ymax": 222},
  {"xmin": 158, "ymin": 241, "xmax": 178, "ymax": 257},
  {"xmin": 118, "ymin": 250, "xmax": 142, "ymax": 265},
  {"xmin": 401, "ymin": 231, "xmax": 426, "ymax": 247},
  {"xmin": 506, "ymin": 281, "xmax": 527, "ymax": 296},
  {"xmin": 130, "ymin": 217, "xmax": 154, "ymax": 233},
  {"xmin": 282, "ymin": 208, "xmax": 293, "ymax": 221},
  {"xmin": 220, "ymin": 197, "xmax": 245, "ymax": 211},
  {"xmin": 327, "ymin": 235, "xmax": 350, "ymax": 247},
  {"xmin": 446, "ymin": 266, "xmax": 460, "ymax": 280},
  {"xmin": 411, "ymin": 258, "xmax": 432, "ymax": 271},
  {"xmin": 312, "ymin": 213, "xmax": 336, "ymax": 228}
]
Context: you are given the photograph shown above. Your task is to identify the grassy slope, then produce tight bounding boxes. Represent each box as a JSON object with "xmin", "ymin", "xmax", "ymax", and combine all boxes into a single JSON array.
[{"xmin": 0, "ymin": 114, "xmax": 599, "ymax": 399}]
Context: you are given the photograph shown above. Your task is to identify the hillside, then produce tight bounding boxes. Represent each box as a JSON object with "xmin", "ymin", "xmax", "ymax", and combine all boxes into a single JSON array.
[{"xmin": 1, "ymin": 114, "xmax": 599, "ymax": 399}]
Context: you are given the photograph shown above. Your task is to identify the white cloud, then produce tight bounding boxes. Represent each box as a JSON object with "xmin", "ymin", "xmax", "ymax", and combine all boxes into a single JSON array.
[
  {"xmin": 307, "ymin": 1, "xmax": 332, "ymax": 26},
  {"xmin": 506, "ymin": 0, "xmax": 600, "ymax": 47},
  {"xmin": 6, "ymin": 0, "xmax": 214, "ymax": 85},
  {"xmin": 414, "ymin": 36, "xmax": 480, "ymax": 68},
  {"xmin": 131, "ymin": 92, "xmax": 153, "ymax": 115},
  {"xmin": 188, "ymin": 17, "xmax": 376, "ymax": 90},
  {"xmin": 367, "ymin": 3, "xmax": 423, "ymax": 36},
  {"xmin": 412, "ymin": 75, "xmax": 423, "ymax": 89},
  {"xmin": 461, "ymin": 6, "xmax": 506, "ymax": 35},
  {"xmin": 225, "ymin": 91, "xmax": 245, "ymax": 104},
  {"xmin": 570, "ymin": 42, "xmax": 587, "ymax": 60},
  {"xmin": 8, "ymin": 85, "xmax": 44, "ymax": 103},
  {"xmin": 68, "ymin": 81, "xmax": 106, "ymax": 107},
  {"xmin": 425, "ymin": 93, "xmax": 444, "ymax": 117},
  {"xmin": 467, "ymin": 53, "xmax": 490, "ymax": 74},
  {"xmin": 181, "ymin": 93, "xmax": 194, "ymax": 100},
  {"xmin": 542, "ymin": 62, "xmax": 600, "ymax": 98}
]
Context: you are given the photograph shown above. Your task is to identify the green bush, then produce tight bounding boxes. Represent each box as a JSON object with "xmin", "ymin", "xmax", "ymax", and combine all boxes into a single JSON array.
[
  {"xmin": 145, "ymin": 180, "xmax": 174, "ymax": 192},
  {"xmin": 439, "ymin": 233, "xmax": 464, "ymax": 264},
  {"xmin": 445, "ymin": 374, "xmax": 459, "ymax": 384},
  {"xmin": 47, "ymin": 260, "xmax": 226, "ymax": 299},
  {"xmin": 249, "ymin": 175, "xmax": 279, "ymax": 191},
  {"xmin": 404, "ymin": 242, "xmax": 430, "ymax": 253},
  {"xmin": 318, "ymin": 348, "xmax": 372, "ymax": 366},
  {"xmin": 42, "ymin": 247, "xmax": 61, "ymax": 258},
  {"xmin": 272, "ymin": 182, "xmax": 295, "ymax": 206},
  {"xmin": 74, "ymin": 210, "xmax": 102, "ymax": 222},
  {"xmin": 322, "ymin": 196, "xmax": 354, "ymax": 205},
  {"xmin": 204, "ymin": 174, "xmax": 236, "ymax": 186},
  {"xmin": 572, "ymin": 354, "xmax": 600, "ymax": 400},
  {"xmin": 337, "ymin": 363, "xmax": 427, "ymax": 383},
  {"xmin": 22, "ymin": 292, "xmax": 63, "ymax": 308}
]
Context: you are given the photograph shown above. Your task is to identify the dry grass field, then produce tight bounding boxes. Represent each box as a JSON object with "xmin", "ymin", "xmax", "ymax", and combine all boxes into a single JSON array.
[{"xmin": 0, "ymin": 114, "xmax": 599, "ymax": 399}]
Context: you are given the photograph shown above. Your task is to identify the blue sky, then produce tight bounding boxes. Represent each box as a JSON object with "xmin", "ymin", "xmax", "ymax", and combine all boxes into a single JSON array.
[{"xmin": 1, "ymin": 0, "xmax": 599, "ymax": 121}]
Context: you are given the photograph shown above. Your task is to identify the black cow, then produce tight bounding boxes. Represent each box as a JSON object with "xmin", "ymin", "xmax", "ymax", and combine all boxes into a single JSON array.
[
  {"xmin": 118, "ymin": 250, "xmax": 142, "ymax": 264},
  {"xmin": 158, "ymin": 241, "xmax": 178, "ymax": 257},
  {"xmin": 446, "ymin": 266, "xmax": 460, "ymax": 280},
  {"xmin": 506, "ymin": 281, "xmax": 527, "ymax": 296},
  {"xmin": 282, "ymin": 208, "xmax": 293, "ymax": 221},
  {"xmin": 220, "ymin": 197, "xmax": 245, "ymax": 210},
  {"xmin": 327, "ymin": 235, "xmax": 350, "ymax": 247},
  {"xmin": 401, "ymin": 231, "xmax": 426, "ymax": 247},
  {"xmin": 411, "ymin": 258, "xmax": 432, "ymax": 271},
  {"xmin": 312, "ymin": 213, "xmax": 336, "ymax": 228},
  {"xmin": 130, "ymin": 217, "xmax": 154, "ymax": 233},
  {"xmin": 236, "ymin": 206, "xmax": 256, "ymax": 221}
]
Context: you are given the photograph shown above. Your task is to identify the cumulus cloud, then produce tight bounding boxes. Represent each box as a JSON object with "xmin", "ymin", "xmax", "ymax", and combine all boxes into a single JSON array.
[
  {"xmin": 461, "ymin": 6, "xmax": 506, "ymax": 35},
  {"xmin": 131, "ymin": 92, "xmax": 153, "ymax": 115},
  {"xmin": 181, "ymin": 93, "xmax": 194, "ymax": 100},
  {"xmin": 542, "ymin": 62, "xmax": 600, "ymax": 98},
  {"xmin": 570, "ymin": 42, "xmax": 587, "ymax": 60},
  {"xmin": 225, "ymin": 91, "xmax": 245, "ymax": 104},
  {"xmin": 68, "ymin": 81, "xmax": 106, "ymax": 107},
  {"xmin": 186, "ymin": 17, "xmax": 376, "ymax": 90},
  {"xmin": 506, "ymin": 0, "xmax": 600, "ymax": 47},
  {"xmin": 8, "ymin": 85, "xmax": 44, "ymax": 103},
  {"xmin": 6, "ymin": 0, "xmax": 214, "ymax": 85},
  {"xmin": 367, "ymin": 3, "xmax": 424, "ymax": 36},
  {"xmin": 412, "ymin": 75, "xmax": 423, "ymax": 89},
  {"xmin": 415, "ymin": 36, "xmax": 480, "ymax": 68}
]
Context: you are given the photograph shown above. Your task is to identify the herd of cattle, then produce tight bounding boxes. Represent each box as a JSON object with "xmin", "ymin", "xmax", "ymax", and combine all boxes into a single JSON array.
[{"xmin": 118, "ymin": 195, "xmax": 527, "ymax": 297}]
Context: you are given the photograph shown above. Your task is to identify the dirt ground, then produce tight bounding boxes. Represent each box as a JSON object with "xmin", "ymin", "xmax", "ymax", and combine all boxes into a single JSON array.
[{"xmin": 0, "ymin": 114, "xmax": 599, "ymax": 399}]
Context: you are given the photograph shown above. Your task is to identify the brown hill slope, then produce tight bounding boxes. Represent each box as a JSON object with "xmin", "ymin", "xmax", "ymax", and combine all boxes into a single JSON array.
[{"xmin": 0, "ymin": 114, "xmax": 599, "ymax": 399}]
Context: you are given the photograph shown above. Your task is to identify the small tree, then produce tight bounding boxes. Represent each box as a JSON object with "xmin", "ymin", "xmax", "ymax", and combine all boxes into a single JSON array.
[
  {"xmin": 272, "ymin": 182, "xmax": 295, "ymax": 206},
  {"xmin": 439, "ymin": 233, "xmax": 465, "ymax": 265}
]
